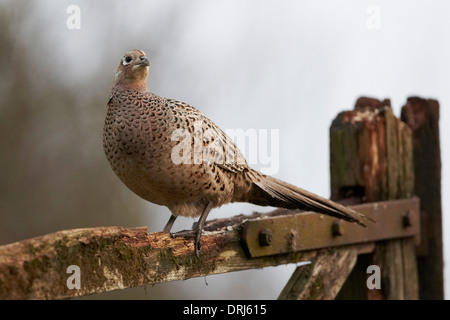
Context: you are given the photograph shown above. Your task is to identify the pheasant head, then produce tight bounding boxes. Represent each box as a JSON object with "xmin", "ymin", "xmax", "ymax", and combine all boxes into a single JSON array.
[{"xmin": 113, "ymin": 49, "xmax": 150, "ymax": 89}]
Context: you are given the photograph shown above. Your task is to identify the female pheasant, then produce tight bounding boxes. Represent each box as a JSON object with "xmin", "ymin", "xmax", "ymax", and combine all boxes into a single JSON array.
[{"xmin": 103, "ymin": 49, "xmax": 371, "ymax": 257}]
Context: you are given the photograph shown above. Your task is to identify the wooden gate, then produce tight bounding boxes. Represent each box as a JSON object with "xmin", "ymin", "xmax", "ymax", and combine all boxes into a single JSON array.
[{"xmin": 0, "ymin": 96, "xmax": 443, "ymax": 300}]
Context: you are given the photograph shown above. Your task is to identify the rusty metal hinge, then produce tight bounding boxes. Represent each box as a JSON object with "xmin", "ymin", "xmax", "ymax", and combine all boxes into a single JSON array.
[{"xmin": 242, "ymin": 197, "xmax": 420, "ymax": 258}]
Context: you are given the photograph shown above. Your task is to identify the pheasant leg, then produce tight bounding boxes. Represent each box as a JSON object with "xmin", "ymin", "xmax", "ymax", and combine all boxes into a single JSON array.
[
  {"xmin": 171, "ymin": 202, "xmax": 214, "ymax": 258},
  {"xmin": 163, "ymin": 214, "xmax": 177, "ymax": 233}
]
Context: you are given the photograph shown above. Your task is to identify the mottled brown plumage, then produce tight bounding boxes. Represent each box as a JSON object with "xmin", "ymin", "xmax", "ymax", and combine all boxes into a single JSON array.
[{"xmin": 103, "ymin": 49, "xmax": 371, "ymax": 257}]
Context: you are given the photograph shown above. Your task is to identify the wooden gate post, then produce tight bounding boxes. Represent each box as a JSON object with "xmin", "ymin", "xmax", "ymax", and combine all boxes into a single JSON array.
[
  {"xmin": 330, "ymin": 97, "xmax": 418, "ymax": 299},
  {"xmin": 401, "ymin": 97, "xmax": 443, "ymax": 300}
]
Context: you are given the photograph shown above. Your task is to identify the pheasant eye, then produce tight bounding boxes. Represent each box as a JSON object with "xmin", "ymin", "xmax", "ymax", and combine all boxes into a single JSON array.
[{"xmin": 123, "ymin": 56, "xmax": 133, "ymax": 65}]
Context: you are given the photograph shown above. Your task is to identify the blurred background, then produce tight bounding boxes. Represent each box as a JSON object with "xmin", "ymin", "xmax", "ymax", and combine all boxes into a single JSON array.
[{"xmin": 0, "ymin": 0, "xmax": 448, "ymax": 299}]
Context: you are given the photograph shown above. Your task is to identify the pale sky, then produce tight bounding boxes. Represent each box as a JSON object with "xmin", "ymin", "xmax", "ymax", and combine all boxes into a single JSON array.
[{"xmin": 4, "ymin": 0, "xmax": 448, "ymax": 298}]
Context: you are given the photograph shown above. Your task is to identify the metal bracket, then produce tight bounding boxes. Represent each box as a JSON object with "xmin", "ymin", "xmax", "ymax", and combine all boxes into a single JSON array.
[{"xmin": 242, "ymin": 197, "xmax": 420, "ymax": 258}]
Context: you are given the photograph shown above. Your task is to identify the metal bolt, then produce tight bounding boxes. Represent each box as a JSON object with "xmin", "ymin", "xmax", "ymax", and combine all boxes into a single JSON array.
[
  {"xmin": 402, "ymin": 211, "xmax": 412, "ymax": 228},
  {"xmin": 332, "ymin": 220, "xmax": 344, "ymax": 237},
  {"xmin": 288, "ymin": 230, "xmax": 300, "ymax": 251},
  {"xmin": 258, "ymin": 228, "xmax": 273, "ymax": 246}
]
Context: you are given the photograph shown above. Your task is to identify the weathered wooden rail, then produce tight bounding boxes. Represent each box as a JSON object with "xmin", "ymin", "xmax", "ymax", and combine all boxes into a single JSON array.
[
  {"xmin": 0, "ymin": 198, "xmax": 419, "ymax": 300},
  {"xmin": 0, "ymin": 96, "xmax": 442, "ymax": 300}
]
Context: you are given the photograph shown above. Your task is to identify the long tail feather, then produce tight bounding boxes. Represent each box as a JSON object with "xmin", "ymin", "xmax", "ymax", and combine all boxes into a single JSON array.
[{"xmin": 246, "ymin": 169, "xmax": 373, "ymax": 227}]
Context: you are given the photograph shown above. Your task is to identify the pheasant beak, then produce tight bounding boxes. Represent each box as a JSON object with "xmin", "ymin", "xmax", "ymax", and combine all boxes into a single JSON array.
[{"xmin": 139, "ymin": 56, "xmax": 150, "ymax": 67}]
